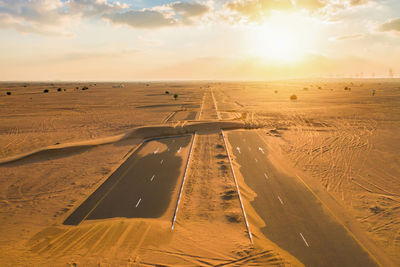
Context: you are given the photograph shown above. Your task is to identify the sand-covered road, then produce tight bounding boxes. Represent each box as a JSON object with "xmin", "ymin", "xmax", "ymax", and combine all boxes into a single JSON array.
[
  {"xmin": 226, "ymin": 130, "xmax": 378, "ymax": 266},
  {"xmin": 64, "ymin": 135, "xmax": 192, "ymax": 225}
]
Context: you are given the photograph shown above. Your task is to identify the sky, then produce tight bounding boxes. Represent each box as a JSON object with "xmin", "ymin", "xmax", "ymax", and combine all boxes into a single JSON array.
[{"xmin": 0, "ymin": 0, "xmax": 399, "ymax": 81}]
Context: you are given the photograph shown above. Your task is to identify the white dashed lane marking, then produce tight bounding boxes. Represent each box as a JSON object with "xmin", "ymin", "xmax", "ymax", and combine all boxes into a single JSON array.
[
  {"xmin": 255, "ymin": 158, "xmax": 258, "ymax": 163},
  {"xmin": 236, "ymin": 147, "xmax": 241, "ymax": 154},
  {"xmin": 278, "ymin": 196, "xmax": 284, "ymax": 205},
  {"xmin": 135, "ymin": 198, "xmax": 142, "ymax": 208},
  {"xmin": 150, "ymin": 175, "xmax": 155, "ymax": 181},
  {"xmin": 258, "ymin": 147, "xmax": 264, "ymax": 154},
  {"xmin": 177, "ymin": 146, "xmax": 182, "ymax": 153},
  {"xmin": 300, "ymin": 233, "xmax": 310, "ymax": 247},
  {"xmin": 160, "ymin": 159, "xmax": 164, "ymax": 164},
  {"xmin": 264, "ymin": 173, "xmax": 268, "ymax": 179}
]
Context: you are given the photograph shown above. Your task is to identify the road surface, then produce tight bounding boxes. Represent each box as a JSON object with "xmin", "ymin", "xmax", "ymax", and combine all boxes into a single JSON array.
[
  {"xmin": 226, "ymin": 130, "xmax": 378, "ymax": 267},
  {"xmin": 64, "ymin": 135, "xmax": 192, "ymax": 225}
]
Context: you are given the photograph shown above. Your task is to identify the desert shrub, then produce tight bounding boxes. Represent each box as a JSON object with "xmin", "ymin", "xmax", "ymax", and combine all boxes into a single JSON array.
[
  {"xmin": 370, "ymin": 205, "xmax": 383, "ymax": 214},
  {"xmin": 274, "ymin": 90, "xmax": 278, "ymax": 94},
  {"xmin": 82, "ymin": 86, "xmax": 88, "ymax": 90},
  {"xmin": 6, "ymin": 91, "xmax": 11, "ymax": 95},
  {"xmin": 318, "ymin": 86, "xmax": 322, "ymax": 90},
  {"xmin": 173, "ymin": 93, "xmax": 178, "ymax": 100},
  {"xmin": 75, "ymin": 87, "xmax": 79, "ymax": 90},
  {"xmin": 43, "ymin": 89, "xmax": 49, "ymax": 93},
  {"xmin": 290, "ymin": 94, "xmax": 297, "ymax": 100},
  {"xmin": 57, "ymin": 88, "xmax": 62, "ymax": 92},
  {"xmin": 344, "ymin": 86, "xmax": 351, "ymax": 91},
  {"xmin": 226, "ymin": 214, "xmax": 240, "ymax": 223},
  {"xmin": 23, "ymin": 84, "xmax": 27, "ymax": 87},
  {"xmin": 303, "ymin": 87, "xmax": 308, "ymax": 91},
  {"xmin": 63, "ymin": 89, "xmax": 66, "ymax": 91},
  {"xmin": 165, "ymin": 90, "xmax": 170, "ymax": 94}
]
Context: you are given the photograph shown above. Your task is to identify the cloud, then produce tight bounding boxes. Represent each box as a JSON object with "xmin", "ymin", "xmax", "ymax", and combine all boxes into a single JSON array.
[
  {"xmin": 0, "ymin": 0, "xmax": 374, "ymax": 35},
  {"xmin": 225, "ymin": 0, "xmax": 293, "ymax": 22},
  {"xmin": 349, "ymin": 0, "xmax": 370, "ymax": 6},
  {"xmin": 0, "ymin": 0, "xmax": 66, "ymax": 25},
  {"xmin": 330, "ymin": 33, "xmax": 364, "ymax": 41},
  {"xmin": 0, "ymin": 0, "xmax": 128, "ymax": 35},
  {"xmin": 0, "ymin": 0, "xmax": 73, "ymax": 35},
  {"xmin": 104, "ymin": 9, "xmax": 177, "ymax": 28},
  {"xmin": 104, "ymin": 1, "xmax": 211, "ymax": 29},
  {"xmin": 379, "ymin": 18, "xmax": 400, "ymax": 33},
  {"xmin": 223, "ymin": 0, "xmax": 372, "ymax": 23},
  {"xmin": 65, "ymin": 0, "xmax": 127, "ymax": 16},
  {"xmin": 0, "ymin": 0, "xmax": 211, "ymax": 34},
  {"xmin": 169, "ymin": 1, "xmax": 210, "ymax": 25},
  {"xmin": 170, "ymin": 2, "xmax": 210, "ymax": 17}
]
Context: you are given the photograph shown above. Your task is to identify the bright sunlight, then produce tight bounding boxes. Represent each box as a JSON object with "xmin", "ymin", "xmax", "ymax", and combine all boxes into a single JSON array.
[{"xmin": 249, "ymin": 12, "xmax": 317, "ymax": 63}]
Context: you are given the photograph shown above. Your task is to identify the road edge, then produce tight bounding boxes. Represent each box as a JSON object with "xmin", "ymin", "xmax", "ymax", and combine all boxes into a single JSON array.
[
  {"xmin": 171, "ymin": 132, "xmax": 196, "ymax": 230},
  {"xmin": 221, "ymin": 129, "xmax": 253, "ymax": 244}
]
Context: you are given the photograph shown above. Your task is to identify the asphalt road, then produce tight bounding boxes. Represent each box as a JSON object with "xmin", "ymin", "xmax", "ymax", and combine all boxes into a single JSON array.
[
  {"xmin": 63, "ymin": 135, "xmax": 192, "ymax": 225},
  {"xmin": 226, "ymin": 130, "xmax": 378, "ymax": 267}
]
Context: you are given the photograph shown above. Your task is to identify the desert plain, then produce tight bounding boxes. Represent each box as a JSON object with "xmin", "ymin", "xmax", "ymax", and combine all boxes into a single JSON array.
[{"xmin": 0, "ymin": 80, "xmax": 399, "ymax": 266}]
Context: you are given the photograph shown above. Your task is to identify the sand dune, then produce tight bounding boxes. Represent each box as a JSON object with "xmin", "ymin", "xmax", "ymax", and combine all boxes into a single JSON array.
[{"xmin": 0, "ymin": 121, "xmax": 247, "ymax": 165}]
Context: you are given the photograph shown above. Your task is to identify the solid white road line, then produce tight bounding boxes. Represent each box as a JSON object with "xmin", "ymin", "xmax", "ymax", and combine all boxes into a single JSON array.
[
  {"xmin": 278, "ymin": 196, "xmax": 284, "ymax": 205},
  {"xmin": 300, "ymin": 233, "xmax": 310, "ymax": 247},
  {"xmin": 135, "ymin": 198, "xmax": 142, "ymax": 208},
  {"xmin": 150, "ymin": 175, "xmax": 155, "ymax": 181},
  {"xmin": 160, "ymin": 159, "xmax": 164, "ymax": 164},
  {"xmin": 264, "ymin": 173, "xmax": 268, "ymax": 179},
  {"xmin": 258, "ymin": 147, "xmax": 264, "ymax": 154},
  {"xmin": 172, "ymin": 132, "xmax": 197, "ymax": 230},
  {"xmin": 221, "ymin": 130, "xmax": 253, "ymax": 244},
  {"xmin": 236, "ymin": 147, "xmax": 241, "ymax": 154}
]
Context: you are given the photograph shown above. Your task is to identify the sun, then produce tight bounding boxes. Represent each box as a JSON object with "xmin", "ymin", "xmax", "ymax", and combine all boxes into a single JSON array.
[
  {"xmin": 248, "ymin": 13, "xmax": 315, "ymax": 63},
  {"xmin": 255, "ymin": 26, "xmax": 300, "ymax": 62}
]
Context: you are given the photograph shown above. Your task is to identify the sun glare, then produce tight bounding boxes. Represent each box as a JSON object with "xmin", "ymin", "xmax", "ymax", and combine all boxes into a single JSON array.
[{"xmin": 249, "ymin": 13, "xmax": 315, "ymax": 63}]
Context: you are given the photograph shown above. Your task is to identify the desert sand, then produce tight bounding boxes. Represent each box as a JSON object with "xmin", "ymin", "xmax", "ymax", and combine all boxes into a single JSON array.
[{"xmin": 0, "ymin": 80, "xmax": 399, "ymax": 266}]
